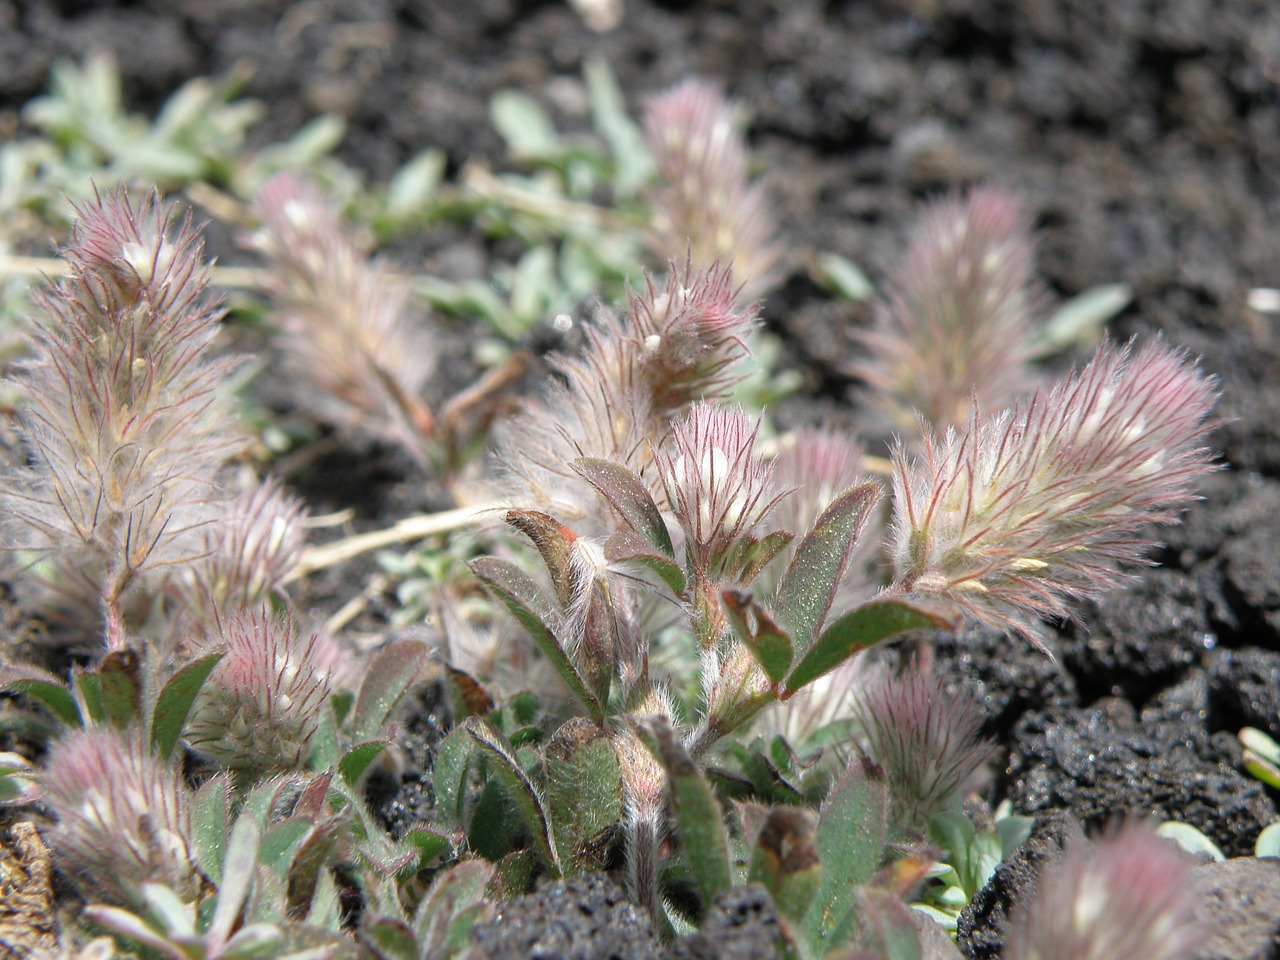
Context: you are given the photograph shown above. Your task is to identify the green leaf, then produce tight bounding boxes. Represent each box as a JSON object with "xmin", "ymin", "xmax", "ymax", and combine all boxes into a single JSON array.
[
  {"xmin": 491, "ymin": 89, "xmax": 558, "ymax": 157},
  {"xmin": 210, "ymin": 815, "xmax": 262, "ymax": 951},
  {"xmin": 151, "ymin": 652, "xmax": 223, "ymax": 759},
  {"xmin": 414, "ymin": 860, "xmax": 495, "ymax": 956},
  {"xmin": 723, "ymin": 591, "xmax": 793, "ymax": 685},
  {"xmin": 470, "ymin": 557, "xmax": 602, "ymax": 722},
  {"xmin": 192, "ymin": 775, "xmax": 231, "ymax": 885},
  {"xmin": 0, "ymin": 664, "xmax": 81, "ymax": 728},
  {"xmin": 813, "ymin": 252, "xmax": 875, "ymax": 302},
  {"xmin": 748, "ymin": 807, "xmax": 822, "ymax": 925},
  {"xmin": 432, "ymin": 727, "xmax": 475, "ymax": 831},
  {"xmin": 286, "ymin": 815, "xmax": 348, "ymax": 920},
  {"xmin": 402, "ymin": 828, "xmax": 452, "ymax": 868},
  {"xmin": 74, "ymin": 671, "xmax": 105, "ymax": 725},
  {"xmin": 772, "ymin": 483, "xmax": 879, "ymax": 652},
  {"xmin": 584, "ymin": 55, "xmax": 651, "ymax": 197},
  {"xmin": 544, "ymin": 718, "xmax": 624, "ymax": 873},
  {"xmin": 360, "ymin": 918, "xmax": 418, "ymax": 960},
  {"xmin": 464, "ymin": 717, "xmax": 560, "ymax": 873},
  {"xmin": 352, "ymin": 640, "xmax": 429, "ymax": 742},
  {"xmin": 261, "ymin": 818, "xmax": 315, "ymax": 878},
  {"xmin": 806, "ymin": 757, "xmax": 889, "ymax": 949},
  {"xmin": 572, "ymin": 458, "xmax": 674, "ymax": 557},
  {"xmin": 606, "ymin": 529, "xmax": 686, "ymax": 595},
  {"xmin": 339, "ymin": 741, "xmax": 388, "ymax": 787},
  {"xmin": 384, "ymin": 148, "xmax": 446, "ymax": 220},
  {"xmin": 726, "ymin": 530, "xmax": 794, "ymax": 586},
  {"xmin": 1033, "ymin": 283, "xmax": 1132, "ymax": 357},
  {"xmin": 1155, "ymin": 822, "xmax": 1224, "ymax": 862},
  {"xmin": 1256, "ymin": 822, "xmax": 1280, "ymax": 859},
  {"xmin": 785, "ymin": 600, "xmax": 955, "ymax": 695},
  {"xmin": 98, "ymin": 650, "xmax": 140, "ymax": 730},
  {"xmin": 642, "ymin": 719, "xmax": 731, "ymax": 910}
]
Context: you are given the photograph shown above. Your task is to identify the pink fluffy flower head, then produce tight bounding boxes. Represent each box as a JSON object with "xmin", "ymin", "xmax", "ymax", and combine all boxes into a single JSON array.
[
  {"xmin": 185, "ymin": 608, "xmax": 332, "ymax": 779},
  {"xmin": 41, "ymin": 727, "xmax": 198, "ymax": 907},
  {"xmin": 889, "ymin": 337, "xmax": 1219, "ymax": 644},
  {"xmin": 1004, "ymin": 823, "xmax": 1204, "ymax": 960},
  {"xmin": 250, "ymin": 173, "xmax": 436, "ymax": 465},
  {"xmin": 657, "ymin": 402, "xmax": 780, "ymax": 574},
  {"xmin": 859, "ymin": 188, "xmax": 1039, "ymax": 431},
  {"xmin": 499, "ymin": 260, "xmax": 758, "ymax": 525},
  {"xmin": 643, "ymin": 80, "xmax": 780, "ymax": 298},
  {"xmin": 856, "ymin": 661, "xmax": 995, "ymax": 830},
  {"xmin": 3, "ymin": 187, "xmax": 243, "ymax": 647}
]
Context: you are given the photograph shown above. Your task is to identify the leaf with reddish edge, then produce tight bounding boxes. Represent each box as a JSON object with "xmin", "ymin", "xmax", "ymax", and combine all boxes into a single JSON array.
[
  {"xmin": 470, "ymin": 557, "xmax": 602, "ymax": 722},
  {"xmin": 352, "ymin": 639, "xmax": 430, "ymax": 742},
  {"xmin": 463, "ymin": 717, "xmax": 560, "ymax": 874},
  {"xmin": 784, "ymin": 600, "xmax": 955, "ymax": 696},
  {"xmin": 0, "ymin": 663, "xmax": 81, "ymax": 728},
  {"xmin": 725, "ymin": 530, "xmax": 794, "ymax": 585},
  {"xmin": 506, "ymin": 509, "xmax": 579, "ymax": 608},
  {"xmin": 151, "ymin": 652, "xmax": 222, "ymax": 759},
  {"xmin": 573, "ymin": 457, "xmax": 674, "ymax": 557},
  {"xmin": 606, "ymin": 528, "xmax": 686, "ymax": 595},
  {"xmin": 444, "ymin": 665, "xmax": 495, "ymax": 718},
  {"xmin": 98, "ymin": 649, "xmax": 140, "ymax": 730},
  {"xmin": 773, "ymin": 482, "xmax": 880, "ymax": 651},
  {"xmin": 748, "ymin": 807, "xmax": 822, "ymax": 926},
  {"xmin": 723, "ymin": 590, "xmax": 793, "ymax": 684}
]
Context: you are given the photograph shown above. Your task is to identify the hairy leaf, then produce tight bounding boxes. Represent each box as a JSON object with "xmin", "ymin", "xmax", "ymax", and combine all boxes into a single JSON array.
[
  {"xmin": 773, "ymin": 482, "xmax": 879, "ymax": 651},
  {"xmin": 470, "ymin": 556, "xmax": 602, "ymax": 721},
  {"xmin": 352, "ymin": 639, "xmax": 429, "ymax": 741},
  {"xmin": 151, "ymin": 652, "xmax": 222, "ymax": 759},
  {"xmin": 785, "ymin": 600, "xmax": 954, "ymax": 695},
  {"xmin": 464, "ymin": 717, "xmax": 560, "ymax": 873},
  {"xmin": 573, "ymin": 457, "xmax": 674, "ymax": 556}
]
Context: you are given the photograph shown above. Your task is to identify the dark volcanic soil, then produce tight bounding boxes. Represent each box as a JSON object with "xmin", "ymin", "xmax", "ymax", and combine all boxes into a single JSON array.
[{"xmin": 4, "ymin": 0, "xmax": 1280, "ymax": 956}]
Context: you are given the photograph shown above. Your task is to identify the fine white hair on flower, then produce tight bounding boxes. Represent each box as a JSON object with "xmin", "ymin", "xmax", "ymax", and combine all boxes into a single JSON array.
[
  {"xmin": 889, "ymin": 336, "xmax": 1219, "ymax": 644},
  {"xmin": 656, "ymin": 402, "xmax": 782, "ymax": 573}
]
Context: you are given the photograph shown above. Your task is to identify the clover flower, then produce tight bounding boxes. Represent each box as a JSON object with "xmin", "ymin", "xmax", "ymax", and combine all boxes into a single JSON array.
[
  {"xmin": 657, "ymin": 403, "xmax": 779, "ymax": 574},
  {"xmin": 178, "ymin": 477, "xmax": 308, "ymax": 623},
  {"xmin": 855, "ymin": 661, "xmax": 994, "ymax": 830},
  {"xmin": 250, "ymin": 173, "xmax": 436, "ymax": 465},
  {"xmin": 644, "ymin": 80, "xmax": 780, "ymax": 297},
  {"xmin": 41, "ymin": 728, "xmax": 198, "ymax": 907},
  {"xmin": 185, "ymin": 608, "xmax": 332, "ymax": 779},
  {"xmin": 3, "ymin": 187, "xmax": 242, "ymax": 647},
  {"xmin": 1004, "ymin": 823, "xmax": 1204, "ymax": 960},
  {"xmin": 889, "ymin": 337, "xmax": 1219, "ymax": 644},
  {"xmin": 499, "ymin": 261, "xmax": 757, "ymax": 525},
  {"xmin": 858, "ymin": 188, "xmax": 1039, "ymax": 431}
]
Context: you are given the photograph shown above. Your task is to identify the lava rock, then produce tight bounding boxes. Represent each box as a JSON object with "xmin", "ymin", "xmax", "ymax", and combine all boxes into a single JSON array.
[{"xmin": 467, "ymin": 872, "xmax": 662, "ymax": 960}]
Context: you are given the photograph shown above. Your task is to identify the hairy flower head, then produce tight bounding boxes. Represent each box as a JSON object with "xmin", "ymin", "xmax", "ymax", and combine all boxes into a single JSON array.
[
  {"xmin": 889, "ymin": 337, "xmax": 1219, "ymax": 644},
  {"xmin": 643, "ymin": 80, "xmax": 780, "ymax": 297},
  {"xmin": 250, "ymin": 173, "xmax": 436, "ymax": 463},
  {"xmin": 657, "ymin": 403, "xmax": 779, "ymax": 574},
  {"xmin": 3, "ymin": 188, "xmax": 243, "ymax": 642},
  {"xmin": 1004, "ymin": 823, "xmax": 1204, "ymax": 960},
  {"xmin": 856, "ymin": 661, "xmax": 994, "ymax": 830},
  {"xmin": 859, "ymin": 188, "xmax": 1039, "ymax": 431},
  {"xmin": 498, "ymin": 261, "xmax": 757, "ymax": 526},
  {"xmin": 178, "ymin": 477, "xmax": 308, "ymax": 622},
  {"xmin": 185, "ymin": 608, "xmax": 332, "ymax": 778},
  {"xmin": 41, "ymin": 727, "xmax": 198, "ymax": 907}
]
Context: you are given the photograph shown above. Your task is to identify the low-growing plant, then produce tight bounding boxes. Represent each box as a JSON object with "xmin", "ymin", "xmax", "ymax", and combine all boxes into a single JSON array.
[{"xmin": 0, "ymin": 56, "xmax": 1227, "ymax": 960}]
